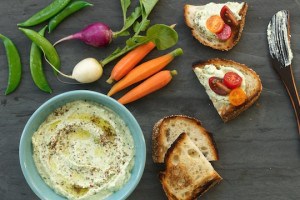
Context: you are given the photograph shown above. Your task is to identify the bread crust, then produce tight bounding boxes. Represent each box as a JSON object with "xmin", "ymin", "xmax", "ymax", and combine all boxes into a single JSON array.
[
  {"xmin": 159, "ymin": 133, "xmax": 222, "ymax": 199},
  {"xmin": 184, "ymin": 3, "xmax": 248, "ymax": 51},
  {"xmin": 193, "ymin": 58, "xmax": 262, "ymax": 122},
  {"xmin": 152, "ymin": 115, "xmax": 219, "ymax": 163}
]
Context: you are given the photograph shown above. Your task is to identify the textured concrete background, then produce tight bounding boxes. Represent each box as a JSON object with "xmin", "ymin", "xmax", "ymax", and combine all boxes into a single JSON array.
[{"xmin": 0, "ymin": 0, "xmax": 300, "ymax": 199}]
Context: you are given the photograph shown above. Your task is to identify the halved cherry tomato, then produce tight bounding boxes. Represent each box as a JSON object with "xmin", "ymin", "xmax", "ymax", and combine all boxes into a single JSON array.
[
  {"xmin": 220, "ymin": 5, "xmax": 239, "ymax": 27},
  {"xmin": 223, "ymin": 72, "xmax": 242, "ymax": 89},
  {"xmin": 209, "ymin": 77, "xmax": 231, "ymax": 96},
  {"xmin": 216, "ymin": 24, "xmax": 232, "ymax": 40},
  {"xmin": 229, "ymin": 88, "xmax": 247, "ymax": 106},
  {"xmin": 206, "ymin": 15, "xmax": 225, "ymax": 33}
]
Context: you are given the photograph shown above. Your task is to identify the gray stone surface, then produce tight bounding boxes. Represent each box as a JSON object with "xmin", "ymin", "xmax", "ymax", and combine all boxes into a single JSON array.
[{"xmin": 0, "ymin": 0, "xmax": 300, "ymax": 199}]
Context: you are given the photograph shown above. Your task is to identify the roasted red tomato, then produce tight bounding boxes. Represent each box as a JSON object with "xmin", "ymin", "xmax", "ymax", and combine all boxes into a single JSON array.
[
  {"xmin": 209, "ymin": 77, "xmax": 231, "ymax": 96},
  {"xmin": 220, "ymin": 5, "xmax": 239, "ymax": 27},
  {"xmin": 223, "ymin": 72, "xmax": 242, "ymax": 89}
]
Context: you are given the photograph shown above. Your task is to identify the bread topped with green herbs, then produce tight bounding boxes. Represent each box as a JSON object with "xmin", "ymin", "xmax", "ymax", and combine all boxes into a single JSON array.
[
  {"xmin": 152, "ymin": 115, "xmax": 219, "ymax": 163},
  {"xmin": 184, "ymin": 2, "xmax": 248, "ymax": 51},
  {"xmin": 193, "ymin": 58, "xmax": 262, "ymax": 122},
  {"xmin": 159, "ymin": 133, "xmax": 222, "ymax": 200}
]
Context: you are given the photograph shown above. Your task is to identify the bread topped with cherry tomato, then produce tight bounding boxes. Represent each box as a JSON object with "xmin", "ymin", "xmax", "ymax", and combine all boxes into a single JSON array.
[
  {"xmin": 184, "ymin": 2, "xmax": 248, "ymax": 51},
  {"xmin": 193, "ymin": 58, "xmax": 262, "ymax": 122}
]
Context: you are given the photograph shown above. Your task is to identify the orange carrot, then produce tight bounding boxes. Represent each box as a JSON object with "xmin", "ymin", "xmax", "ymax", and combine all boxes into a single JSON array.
[
  {"xmin": 118, "ymin": 70, "xmax": 177, "ymax": 105},
  {"xmin": 106, "ymin": 42, "xmax": 156, "ymax": 84},
  {"xmin": 107, "ymin": 48, "xmax": 183, "ymax": 96}
]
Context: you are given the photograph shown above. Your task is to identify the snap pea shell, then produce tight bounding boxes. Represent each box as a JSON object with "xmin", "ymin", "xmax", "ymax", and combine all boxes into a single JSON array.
[
  {"xmin": 48, "ymin": 1, "xmax": 93, "ymax": 33},
  {"xmin": 30, "ymin": 26, "xmax": 52, "ymax": 93},
  {"xmin": 19, "ymin": 28, "xmax": 60, "ymax": 75},
  {"xmin": 0, "ymin": 34, "xmax": 22, "ymax": 95},
  {"xmin": 18, "ymin": 0, "xmax": 71, "ymax": 27}
]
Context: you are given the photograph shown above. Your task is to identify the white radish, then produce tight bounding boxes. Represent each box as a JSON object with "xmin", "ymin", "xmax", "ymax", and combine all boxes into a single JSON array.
[
  {"xmin": 72, "ymin": 58, "xmax": 103, "ymax": 83},
  {"xmin": 45, "ymin": 57, "xmax": 103, "ymax": 83}
]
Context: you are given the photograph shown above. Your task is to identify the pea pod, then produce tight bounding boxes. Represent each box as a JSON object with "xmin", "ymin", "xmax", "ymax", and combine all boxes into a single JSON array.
[
  {"xmin": 0, "ymin": 34, "xmax": 22, "ymax": 95},
  {"xmin": 18, "ymin": 0, "xmax": 71, "ymax": 27},
  {"xmin": 30, "ymin": 26, "xmax": 52, "ymax": 93},
  {"xmin": 48, "ymin": 1, "xmax": 93, "ymax": 33},
  {"xmin": 19, "ymin": 27, "xmax": 60, "ymax": 75}
]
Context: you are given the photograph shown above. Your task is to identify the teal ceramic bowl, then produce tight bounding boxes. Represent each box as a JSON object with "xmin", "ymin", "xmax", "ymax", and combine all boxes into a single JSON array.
[{"xmin": 19, "ymin": 90, "xmax": 146, "ymax": 200}]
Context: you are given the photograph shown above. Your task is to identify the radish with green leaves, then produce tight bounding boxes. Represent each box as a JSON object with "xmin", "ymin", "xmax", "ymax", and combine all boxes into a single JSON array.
[
  {"xmin": 47, "ymin": 24, "xmax": 178, "ymax": 84},
  {"xmin": 54, "ymin": 0, "xmax": 156, "ymax": 47}
]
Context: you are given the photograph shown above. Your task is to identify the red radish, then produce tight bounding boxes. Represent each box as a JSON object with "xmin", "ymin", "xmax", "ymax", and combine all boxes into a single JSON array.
[
  {"xmin": 54, "ymin": 22, "xmax": 113, "ymax": 47},
  {"xmin": 216, "ymin": 24, "xmax": 232, "ymax": 40}
]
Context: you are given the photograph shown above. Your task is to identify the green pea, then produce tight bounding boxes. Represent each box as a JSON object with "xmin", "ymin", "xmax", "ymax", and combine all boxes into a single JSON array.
[
  {"xmin": 30, "ymin": 26, "xmax": 52, "ymax": 93},
  {"xmin": 19, "ymin": 27, "xmax": 60, "ymax": 75},
  {"xmin": 0, "ymin": 34, "xmax": 22, "ymax": 95},
  {"xmin": 48, "ymin": 1, "xmax": 93, "ymax": 33},
  {"xmin": 18, "ymin": 0, "xmax": 71, "ymax": 27}
]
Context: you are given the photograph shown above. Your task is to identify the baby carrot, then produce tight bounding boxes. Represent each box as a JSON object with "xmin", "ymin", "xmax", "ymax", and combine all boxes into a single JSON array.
[
  {"xmin": 118, "ymin": 70, "xmax": 177, "ymax": 105},
  {"xmin": 106, "ymin": 41, "xmax": 156, "ymax": 84},
  {"xmin": 107, "ymin": 48, "xmax": 183, "ymax": 96}
]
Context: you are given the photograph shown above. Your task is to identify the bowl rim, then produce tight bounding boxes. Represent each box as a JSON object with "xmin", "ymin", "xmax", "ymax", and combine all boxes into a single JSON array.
[{"xmin": 19, "ymin": 90, "xmax": 146, "ymax": 200}]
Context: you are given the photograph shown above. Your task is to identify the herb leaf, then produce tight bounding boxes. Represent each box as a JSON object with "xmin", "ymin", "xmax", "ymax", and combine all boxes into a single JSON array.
[
  {"xmin": 133, "ymin": 19, "xmax": 150, "ymax": 33},
  {"xmin": 114, "ymin": 6, "xmax": 142, "ymax": 37},
  {"xmin": 132, "ymin": 0, "xmax": 158, "ymax": 36},
  {"xmin": 140, "ymin": 0, "xmax": 158, "ymax": 18},
  {"xmin": 146, "ymin": 24, "xmax": 178, "ymax": 50},
  {"xmin": 120, "ymin": 0, "xmax": 131, "ymax": 24},
  {"xmin": 124, "ymin": 7, "xmax": 142, "ymax": 32},
  {"xmin": 126, "ymin": 37, "xmax": 136, "ymax": 47},
  {"xmin": 101, "ymin": 1, "xmax": 178, "ymax": 66}
]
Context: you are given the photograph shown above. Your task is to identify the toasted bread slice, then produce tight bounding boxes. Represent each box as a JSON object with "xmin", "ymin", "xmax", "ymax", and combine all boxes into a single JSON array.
[
  {"xmin": 184, "ymin": 2, "xmax": 248, "ymax": 51},
  {"xmin": 152, "ymin": 115, "xmax": 218, "ymax": 163},
  {"xmin": 160, "ymin": 133, "xmax": 222, "ymax": 200},
  {"xmin": 193, "ymin": 58, "xmax": 262, "ymax": 122}
]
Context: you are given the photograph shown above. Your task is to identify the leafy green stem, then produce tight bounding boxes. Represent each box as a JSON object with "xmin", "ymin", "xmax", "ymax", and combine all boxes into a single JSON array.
[
  {"xmin": 101, "ymin": 39, "xmax": 150, "ymax": 66},
  {"xmin": 102, "ymin": 24, "xmax": 178, "ymax": 66}
]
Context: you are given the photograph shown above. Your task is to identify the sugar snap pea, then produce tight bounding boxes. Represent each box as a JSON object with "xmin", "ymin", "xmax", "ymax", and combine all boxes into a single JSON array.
[
  {"xmin": 0, "ymin": 34, "xmax": 22, "ymax": 95},
  {"xmin": 30, "ymin": 26, "xmax": 52, "ymax": 93},
  {"xmin": 18, "ymin": 0, "xmax": 71, "ymax": 27},
  {"xmin": 48, "ymin": 1, "xmax": 93, "ymax": 33},
  {"xmin": 19, "ymin": 27, "xmax": 60, "ymax": 75}
]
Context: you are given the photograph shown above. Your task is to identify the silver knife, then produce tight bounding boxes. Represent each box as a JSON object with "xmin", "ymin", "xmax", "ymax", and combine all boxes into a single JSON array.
[{"xmin": 267, "ymin": 10, "xmax": 300, "ymax": 134}]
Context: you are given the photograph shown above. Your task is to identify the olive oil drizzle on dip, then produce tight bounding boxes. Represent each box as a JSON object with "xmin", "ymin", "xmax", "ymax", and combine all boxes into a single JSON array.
[{"xmin": 32, "ymin": 100, "xmax": 135, "ymax": 200}]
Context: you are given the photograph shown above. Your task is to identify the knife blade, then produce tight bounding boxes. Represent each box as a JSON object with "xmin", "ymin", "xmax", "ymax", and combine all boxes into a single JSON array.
[{"xmin": 267, "ymin": 10, "xmax": 300, "ymax": 134}]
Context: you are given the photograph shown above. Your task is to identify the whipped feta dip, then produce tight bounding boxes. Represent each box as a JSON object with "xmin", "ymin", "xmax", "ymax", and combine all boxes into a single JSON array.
[{"xmin": 32, "ymin": 100, "xmax": 135, "ymax": 200}]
